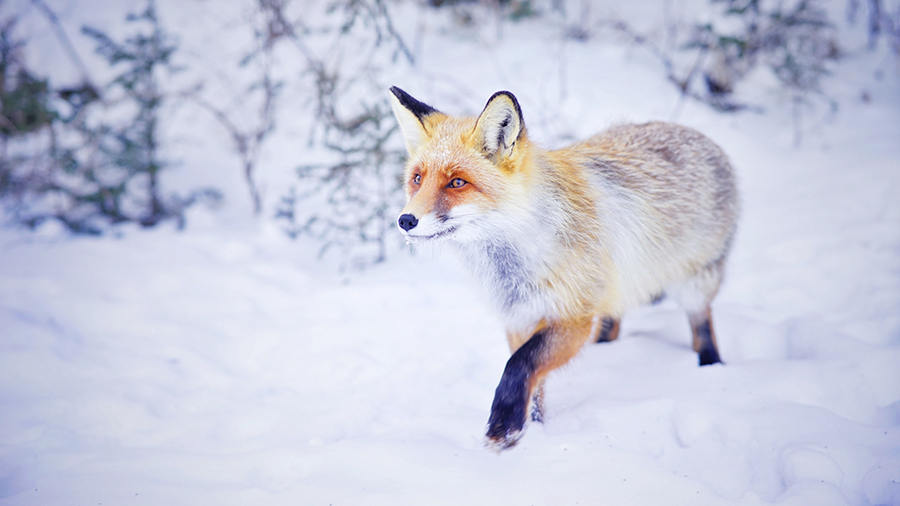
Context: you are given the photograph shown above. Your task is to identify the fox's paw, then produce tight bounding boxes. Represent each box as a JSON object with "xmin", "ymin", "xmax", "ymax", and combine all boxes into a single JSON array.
[
  {"xmin": 698, "ymin": 346, "xmax": 722, "ymax": 366},
  {"xmin": 485, "ymin": 426, "xmax": 525, "ymax": 452},
  {"xmin": 485, "ymin": 400, "xmax": 528, "ymax": 451}
]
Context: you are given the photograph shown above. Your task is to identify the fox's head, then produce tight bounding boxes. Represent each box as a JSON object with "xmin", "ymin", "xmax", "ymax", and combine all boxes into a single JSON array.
[{"xmin": 389, "ymin": 87, "xmax": 531, "ymax": 244}]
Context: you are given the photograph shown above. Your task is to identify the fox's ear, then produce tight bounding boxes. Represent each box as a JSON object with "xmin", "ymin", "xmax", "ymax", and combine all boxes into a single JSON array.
[
  {"xmin": 389, "ymin": 86, "xmax": 439, "ymax": 155},
  {"xmin": 473, "ymin": 91, "xmax": 524, "ymax": 164}
]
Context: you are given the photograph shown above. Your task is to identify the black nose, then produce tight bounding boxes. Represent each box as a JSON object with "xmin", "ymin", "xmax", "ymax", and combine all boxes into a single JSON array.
[{"xmin": 398, "ymin": 213, "xmax": 418, "ymax": 231}]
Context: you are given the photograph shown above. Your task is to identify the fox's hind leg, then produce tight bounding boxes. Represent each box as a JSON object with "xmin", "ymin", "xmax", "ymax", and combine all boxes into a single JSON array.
[
  {"xmin": 672, "ymin": 262, "xmax": 725, "ymax": 366},
  {"xmin": 595, "ymin": 317, "xmax": 620, "ymax": 343},
  {"xmin": 690, "ymin": 306, "xmax": 721, "ymax": 365}
]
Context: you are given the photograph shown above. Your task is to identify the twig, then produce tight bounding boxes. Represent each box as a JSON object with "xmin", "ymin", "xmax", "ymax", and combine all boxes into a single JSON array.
[{"xmin": 29, "ymin": 0, "xmax": 96, "ymax": 90}]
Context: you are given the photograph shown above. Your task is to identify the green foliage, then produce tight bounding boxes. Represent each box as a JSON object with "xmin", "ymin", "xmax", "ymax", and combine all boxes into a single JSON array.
[
  {"xmin": 690, "ymin": 0, "xmax": 838, "ymax": 107},
  {"xmin": 674, "ymin": 0, "xmax": 838, "ymax": 143},
  {"xmin": 0, "ymin": 0, "xmax": 217, "ymax": 234},
  {"xmin": 0, "ymin": 18, "xmax": 55, "ymax": 137},
  {"xmin": 78, "ymin": 0, "xmax": 178, "ymax": 227},
  {"xmin": 0, "ymin": 72, "xmax": 54, "ymax": 137},
  {"xmin": 0, "ymin": 15, "xmax": 59, "ymax": 222}
]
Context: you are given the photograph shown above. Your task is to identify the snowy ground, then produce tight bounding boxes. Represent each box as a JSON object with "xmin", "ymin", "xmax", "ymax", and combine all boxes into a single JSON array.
[{"xmin": 2, "ymin": 1, "xmax": 900, "ymax": 505}]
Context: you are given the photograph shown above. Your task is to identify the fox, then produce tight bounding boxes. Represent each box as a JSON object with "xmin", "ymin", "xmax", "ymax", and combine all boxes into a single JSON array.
[{"xmin": 388, "ymin": 86, "xmax": 739, "ymax": 450}]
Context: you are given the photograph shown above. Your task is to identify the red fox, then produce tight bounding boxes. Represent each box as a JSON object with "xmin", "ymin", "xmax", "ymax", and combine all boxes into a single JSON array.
[{"xmin": 389, "ymin": 87, "xmax": 739, "ymax": 450}]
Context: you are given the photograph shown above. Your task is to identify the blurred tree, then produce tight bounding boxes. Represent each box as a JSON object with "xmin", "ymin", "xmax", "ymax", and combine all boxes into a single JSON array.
[
  {"xmin": 0, "ymin": 0, "xmax": 216, "ymax": 234},
  {"xmin": 79, "ymin": 0, "xmax": 179, "ymax": 227},
  {"xmin": 269, "ymin": 0, "xmax": 412, "ymax": 269},
  {"xmin": 692, "ymin": 0, "xmax": 839, "ymax": 144},
  {"xmin": 0, "ymin": 14, "xmax": 57, "ymax": 220},
  {"xmin": 847, "ymin": 0, "xmax": 900, "ymax": 52},
  {"xmin": 609, "ymin": 0, "xmax": 839, "ymax": 145},
  {"xmin": 191, "ymin": 0, "xmax": 286, "ymax": 216},
  {"xmin": 0, "ymin": 34, "xmax": 54, "ymax": 136}
]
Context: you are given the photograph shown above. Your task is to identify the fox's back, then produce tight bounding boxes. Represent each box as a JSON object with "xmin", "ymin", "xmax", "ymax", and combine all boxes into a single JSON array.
[{"xmin": 558, "ymin": 121, "xmax": 739, "ymax": 313}]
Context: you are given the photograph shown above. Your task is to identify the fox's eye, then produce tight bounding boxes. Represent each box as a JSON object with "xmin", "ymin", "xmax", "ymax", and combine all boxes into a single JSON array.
[
  {"xmin": 448, "ymin": 177, "xmax": 467, "ymax": 189},
  {"xmin": 413, "ymin": 174, "xmax": 421, "ymax": 185}
]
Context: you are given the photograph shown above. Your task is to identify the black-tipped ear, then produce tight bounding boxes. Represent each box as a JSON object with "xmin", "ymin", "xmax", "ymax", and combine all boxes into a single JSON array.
[
  {"xmin": 389, "ymin": 86, "xmax": 440, "ymax": 155},
  {"xmin": 390, "ymin": 86, "xmax": 439, "ymax": 122},
  {"xmin": 473, "ymin": 91, "xmax": 524, "ymax": 164}
]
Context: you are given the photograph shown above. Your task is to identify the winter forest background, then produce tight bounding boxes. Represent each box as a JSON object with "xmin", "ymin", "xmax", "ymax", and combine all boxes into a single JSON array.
[{"xmin": 1, "ymin": 0, "xmax": 899, "ymax": 504}]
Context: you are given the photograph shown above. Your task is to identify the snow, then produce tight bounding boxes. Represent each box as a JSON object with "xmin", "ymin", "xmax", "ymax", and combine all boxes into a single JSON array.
[{"xmin": 2, "ymin": 1, "xmax": 900, "ymax": 505}]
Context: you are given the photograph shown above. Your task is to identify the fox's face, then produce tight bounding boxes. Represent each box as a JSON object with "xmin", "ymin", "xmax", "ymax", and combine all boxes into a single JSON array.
[
  {"xmin": 389, "ymin": 87, "xmax": 527, "ymax": 244},
  {"xmin": 396, "ymin": 120, "xmax": 511, "ymax": 243}
]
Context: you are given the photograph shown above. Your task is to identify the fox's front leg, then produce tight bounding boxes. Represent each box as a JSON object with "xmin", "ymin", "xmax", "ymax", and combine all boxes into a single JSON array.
[{"xmin": 486, "ymin": 318, "xmax": 595, "ymax": 449}]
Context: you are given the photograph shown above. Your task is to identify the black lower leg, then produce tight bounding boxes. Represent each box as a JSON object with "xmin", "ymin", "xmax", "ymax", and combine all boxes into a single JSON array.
[
  {"xmin": 486, "ymin": 330, "xmax": 546, "ymax": 448},
  {"xmin": 693, "ymin": 318, "xmax": 721, "ymax": 366},
  {"xmin": 595, "ymin": 317, "xmax": 619, "ymax": 343}
]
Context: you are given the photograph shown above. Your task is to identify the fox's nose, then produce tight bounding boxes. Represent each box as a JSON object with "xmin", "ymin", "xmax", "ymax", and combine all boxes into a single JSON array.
[{"xmin": 398, "ymin": 213, "xmax": 418, "ymax": 232}]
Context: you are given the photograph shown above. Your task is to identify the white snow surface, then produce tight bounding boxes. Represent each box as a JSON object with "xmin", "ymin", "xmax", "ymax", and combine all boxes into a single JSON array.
[{"xmin": 2, "ymin": 1, "xmax": 900, "ymax": 505}]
